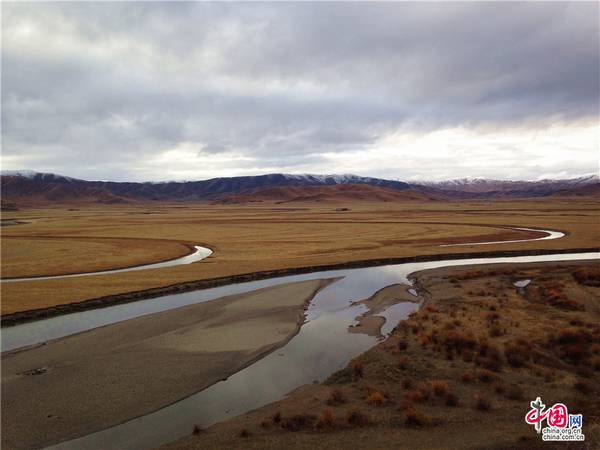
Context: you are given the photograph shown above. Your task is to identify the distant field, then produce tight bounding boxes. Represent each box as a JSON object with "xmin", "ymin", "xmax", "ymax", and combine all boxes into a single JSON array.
[{"xmin": 1, "ymin": 198, "xmax": 599, "ymax": 314}]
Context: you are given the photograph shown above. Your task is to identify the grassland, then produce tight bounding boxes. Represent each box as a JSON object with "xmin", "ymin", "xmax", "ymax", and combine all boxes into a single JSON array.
[
  {"xmin": 1, "ymin": 198, "xmax": 598, "ymax": 315},
  {"xmin": 162, "ymin": 261, "xmax": 600, "ymax": 450}
]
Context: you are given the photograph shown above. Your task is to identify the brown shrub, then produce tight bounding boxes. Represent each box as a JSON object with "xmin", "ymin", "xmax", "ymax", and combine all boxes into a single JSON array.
[
  {"xmin": 473, "ymin": 394, "xmax": 492, "ymax": 411},
  {"xmin": 352, "ymin": 361, "xmax": 364, "ymax": 379},
  {"xmin": 398, "ymin": 356, "xmax": 408, "ymax": 370},
  {"xmin": 192, "ymin": 425, "xmax": 203, "ymax": 435},
  {"xmin": 573, "ymin": 267, "xmax": 600, "ymax": 287},
  {"xmin": 366, "ymin": 391, "xmax": 385, "ymax": 406},
  {"xmin": 398, "ymin": 339, "xmax": 408, "ymax": 350},
  {"xmin": 404, "ymin": 408, "xmax": 431, "ymax": 427},
  {"xmin": 346, "ymin": 407, "xmax": 370, "ymax": 427},
  {"xmin": 477, "ymin": 369, "xmax": 495, "ymax": 383},
  {"xmin": 504, "ymin": 340, "xmax": 531, "ymax": 368},
  {"xmin": 282, "ymin": 414, "xmax": 317, "ymax": 432},
  {"xmin": 460, "ymin": 371, "xmax": 474, "ymax": 383},
  {"xmin": 445, "ymin": 392, "xmax": 460, "ymax": 407},
  {"xmin": 326, "ymin": 389, "xmax": 345, "ymax": 406},
  {"xmin": 574, "ymin": 379, "xmax": 594, "ymax": 394},
  {"xmin": 431, "ymin": 380, "xmax": 449, "ymax": 397},
  {"xmin": 504, "ymin": 384, "xmax": 524, "ymax": 401},
  {"xmin": 239, "ymin": 428, "xmax": 252, "ymax": 438},
  {"xmin": 402, "ymin": 379, "xmax": 413, "ymax": 390},
  {"xmin": 316, "ymin": 409, "xmax": 335, "ymax": 429},
  {"xmin": 272, "ymin": 411, "xmax": 282, "ymax": 424}
]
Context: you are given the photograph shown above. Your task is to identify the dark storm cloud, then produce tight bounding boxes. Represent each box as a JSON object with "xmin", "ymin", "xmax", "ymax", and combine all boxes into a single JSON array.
[{"xmin": 1, "ymin": 2, "xmax": 598, "ymax": 181}]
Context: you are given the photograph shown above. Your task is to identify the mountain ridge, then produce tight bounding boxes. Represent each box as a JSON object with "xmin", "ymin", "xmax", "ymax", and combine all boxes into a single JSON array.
[{"xmin": 1, "ymin": 170, "xmax": 598, "ymax": 206}]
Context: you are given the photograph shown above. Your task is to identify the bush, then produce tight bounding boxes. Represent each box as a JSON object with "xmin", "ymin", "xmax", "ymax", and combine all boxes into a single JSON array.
[
  {"xmin": 281, "ymin": 414, "xmax": 317, "ymax": 432},
  {"xmin": 239, "ymin": 428, "xmax": 251, "ymax": 438},
  {"xmin": 398, "ymin": 339, "xmax": 408, "ymax": 350},
  {"xmin": 316, "ymin": 409, "xmax": 334, "ymax": 429},
  {"xmin": 366, "ymin": 391, "xmax": 385, "ymax": 406},
  {"xmin": 192, "ymin": 425, "xmax": 203, "ymax": 435},
  {"xmin": 504, "ymin": 340, "xmax": 531, "ymax": 368},
  {"xmin": 272, "ymin": 411, "xmax": 282, "ymax": 424},
  {"xmin": 473, "ymin": 394, "xmax": 492, "ymax": 411},
  {"xmin": 460, "ymin": 371, "xmax": 474, "ymax": 383},
  {"xmin": 431, "ymin": 380, "xmax": 449, "ymax": 397},
  {"xmin": 346, "ymin": 407, "xmax": 370, "ymax": 427},
  {"xmin": 504, "ymin": 384, "xmax": 524, "ymax": 401},
  {"xmin": 352, "ymin": 361, "xmax": 364, "ymax": 379},
  {"xmin": 445, "ymin": 392, "xmax": 459, "ymax": 407},
  {"xmin": 404, "ymin": 408, "xmax": 431, "ymax": 427},
  {"xmin": 398, "ymin": 356, "xmax": 408, "ymax": 370},
  {"xmin": 326, "ymin": 389, "xmax": 345, "ymax": 406},
  {"xmin": 402, "ymin": 379, "xmax": 413, "ymax": 390},
  {"xmin": 574, "ymin": 379, "xmax": 594, "ymax": 394},
  {"xmin": 477, "ymin": 370, "xmax": 495, "ymax": 383}
]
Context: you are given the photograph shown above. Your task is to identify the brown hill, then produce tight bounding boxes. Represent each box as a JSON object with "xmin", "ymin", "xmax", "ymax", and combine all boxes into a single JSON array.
[
  {"xmin": 0, "ymin": 176, "xmax": 131, "ymax": 206},
  {"xmin": 213, "ymin": 183, "xmax": 441, "ymax": 204}
]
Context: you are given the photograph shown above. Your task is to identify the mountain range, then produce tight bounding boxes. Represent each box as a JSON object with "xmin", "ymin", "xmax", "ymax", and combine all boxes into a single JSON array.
[{"xmin": 1, "ymin": 170, "xmax": 598, "ymax": 207}]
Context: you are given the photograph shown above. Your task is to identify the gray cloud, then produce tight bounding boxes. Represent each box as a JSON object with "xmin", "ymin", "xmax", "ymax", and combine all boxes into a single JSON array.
[{"xmin": 1, "ymin": 2, "xmax": 598, "ymax": 181}]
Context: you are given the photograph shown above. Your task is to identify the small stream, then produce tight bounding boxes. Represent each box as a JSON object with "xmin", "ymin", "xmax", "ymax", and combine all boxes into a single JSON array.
[{"xmin": 14, "ymin": 251, "xmax": 593, "ymax": 450}]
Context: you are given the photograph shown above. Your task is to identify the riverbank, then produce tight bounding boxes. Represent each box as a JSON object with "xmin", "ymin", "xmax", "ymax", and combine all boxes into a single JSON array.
[
  {"xmin": 162, "ymin": 260, "xmax": 600, "ymax": 449},
  {"xmin": 1, "ymin": 277, "xmax": 338, "ymax": 450},
  {"xmin": 3, "ymin": 246, "xmax": 598, "ymax": 326}
]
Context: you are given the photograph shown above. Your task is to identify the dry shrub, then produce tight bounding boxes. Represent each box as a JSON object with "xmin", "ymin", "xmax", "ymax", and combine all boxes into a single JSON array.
[
  {"xmin": 346, "ymin": 407, "xmax": 370, "ymax": 427},
  {"xmin": 477, "ymin": 369, "xmax": 495, "ymax": 383},
  {"xmin": 473, "ymin": 394, "xmax": 492, "ymax": 411},
  {"xmin": 476, "ymin": 356, "xmax": 503, "ymax": 373},
  {"xmin": 573, "ymin": 267, "xmax": 600, "ymax": 287},
  {"xmin": 272, "ymin": 411, "xmax": 282, "ymax": 424},
  {"xmin": 430, "ymin": 380, "xmax": 449, "ymax": 397},
  {"xmin": 557, "ymin": 328, "xmax": 593, "ymax": 345},
  {"xmin": 281, "ymin": 414, "xmax": 317, "ymax": 432},
  {"xmin": 445, "ymin": 392, "xmax": 460, "ymax": 407},
  {"xmin": 402, "ymin": 379, "xmax": 413, "ymax": 390},
  {"xmin": 574, "ymin": 379, "xmax": 594, "ymax": 394},
  {"xmin": 504, "ymin": 340, "xmax": 531, "ymax": 368},
  {"xmin": 460, "ymin": 371, "xmax": 474, "ymax": 383},
  {"xmin": 352, "ymin": 361, "xmax": 364, "ymax": 379},
  {"xmin": 366, "ymin": 390, "xmax": 385, "ymax": 406},
  {"xmin": 404, "ymin": 408, "xmax": 431, "ymax": 427},
  {"xmin": 462, "ymin": 349, "xmax": 475, "ymax": 363},
  {"xmin": 192, "ymin": 425, "xmax": 203, "ymax": 435},
  {"xmin": 489, "ymin": 324, "xmax": 504, "ymax": 337},
  {"xmin": 326, "ymin": 389, "xmax": 345, "ymax": 406},
  {"xmin": 239, "ymin": 428, "xmax": 252, "ymax": 438},
  {"xmin": 398, "ymin": 356, "xmax": 408, "ymax": 370},
  {"xmin": 504, "ymin": 384, "xmax": 524, "ymax": 401},
  {"xmin": 316, "ymin": 408, "xmax": 335, "ymax": 429},
  {"xmin": 398, "ymin": 339, "xmax": 408, "ymax": 350}
]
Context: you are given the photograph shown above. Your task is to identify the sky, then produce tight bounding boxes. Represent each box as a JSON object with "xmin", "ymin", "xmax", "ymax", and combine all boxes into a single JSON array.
[{"xmin": 2, "ymin": 2, "xmax": 599, "ymax": 182}]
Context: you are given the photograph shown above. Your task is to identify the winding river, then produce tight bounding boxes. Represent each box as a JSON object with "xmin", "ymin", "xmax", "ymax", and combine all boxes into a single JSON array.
[
  {"xmin": 1, "ymin": 245, "xmax": 213, "ymax": 283},
  {"xmin": 1, "ymin": 251, "xmax": 595, "ymax": 450},
  {"xmin": 1, "ymin": 225, "xmax": 562, "ymax": 283}
]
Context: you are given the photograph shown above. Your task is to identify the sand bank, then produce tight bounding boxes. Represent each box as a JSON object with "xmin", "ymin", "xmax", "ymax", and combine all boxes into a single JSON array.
[{"xmin": 1, "ymin": 277, "xmax": 338, "ymax": 450}]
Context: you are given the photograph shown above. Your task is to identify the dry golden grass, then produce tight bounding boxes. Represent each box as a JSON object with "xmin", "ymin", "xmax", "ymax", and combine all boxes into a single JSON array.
[{"xmin": 1, "ymin": 197, "xmax": 598, "ymax": 314}]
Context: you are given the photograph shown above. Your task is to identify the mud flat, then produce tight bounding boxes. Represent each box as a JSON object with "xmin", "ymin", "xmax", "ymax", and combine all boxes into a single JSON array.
[{"xmin": 1, "ymin": 278, "xmax": 337, "ymax": 450}]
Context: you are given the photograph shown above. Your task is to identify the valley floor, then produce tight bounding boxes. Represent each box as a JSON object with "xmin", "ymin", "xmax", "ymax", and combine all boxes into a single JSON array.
[{"xmin": 2, "ymin": 198, "xmax": 599, "ymax": 315}]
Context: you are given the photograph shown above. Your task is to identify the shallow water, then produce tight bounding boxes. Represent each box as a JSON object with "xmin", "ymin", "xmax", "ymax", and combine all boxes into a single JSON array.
[
  {"xmin": 513, "ymin": 279, "xmax": 532, "ymax": 288},
  {"xmin": 1, "ymin": 245, "xmax": 213, "ymax": 283},
  {"xmin": 34, "ymin": 251, "xmax": 598, "ymax": 450}
]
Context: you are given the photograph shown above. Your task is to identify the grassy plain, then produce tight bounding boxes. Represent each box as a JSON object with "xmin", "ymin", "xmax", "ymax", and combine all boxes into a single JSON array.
[
  {"xmin": 1, "ymin": 197, "xmax": 599, "ymax": 314},
  {"xmin": 163, "ymin": 261, "xmax": 600, "ymax": 450}
]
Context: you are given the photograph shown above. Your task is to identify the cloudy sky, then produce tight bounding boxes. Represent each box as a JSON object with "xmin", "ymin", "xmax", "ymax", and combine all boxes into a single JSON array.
[{"xmin": 2, "ymin": 2, "xmax": 598, "ymax": 182}]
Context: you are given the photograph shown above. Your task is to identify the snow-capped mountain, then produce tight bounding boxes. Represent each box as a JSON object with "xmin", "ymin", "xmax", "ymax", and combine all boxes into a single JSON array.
[
  {"xmin": 1, "ymin": 170, "xmax": 597, "ymax": 205},
  {"xmin": 416, "ymin": 175, "xmax": 599, "ymax": 195}
]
